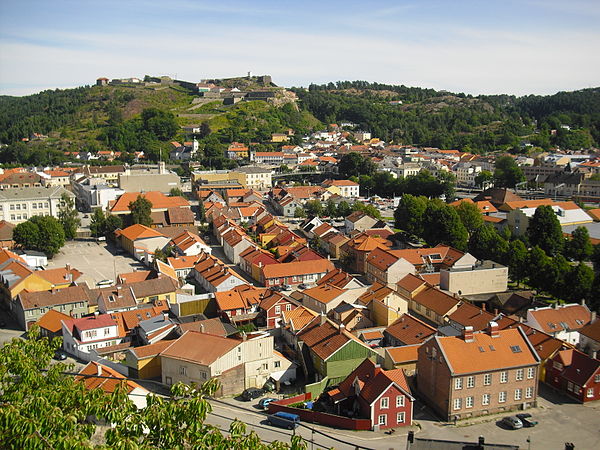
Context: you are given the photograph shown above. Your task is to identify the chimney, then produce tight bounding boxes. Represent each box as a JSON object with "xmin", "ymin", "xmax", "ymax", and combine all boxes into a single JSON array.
[
  {"xmin": 339, "ymin": 324, "xmax": 345, "ymax": 335},
  {"xmin": 94, "ymin": 311, "xmax": 99, "ymax": 317},
  {"xmin": 66, "ymin": 263, "xmax": 71, "ymax": 272},
  {"xmin": 463, "ymin": 326, "xmax": 474, "ymax": 343},
  {"xmin": 489, "ymin": 321, "xmax": 499, "ymax": 338},
  {"xmin": 242, "ymin": 331, "xmax": 247, "ymax": 342},
  {"xmin": 163, "ymin": 313, "xmax": 169, "ymax": 321},
  {"xmin": 320, "ymin": 313, "xmax": 326, "ymax": 326},
  {"xmin": 482, "ymin": 303, "xmax": 486, "ymax": 311},
  {"xmin": 96, "ymin": 363, "xmax": 102, "ymax": 377},
  {"xmin": 117, "ymin": 286, "xmax": 122, "ymax": 297},
  {"xmin": 200, "ymin": 323, "xmax": 204, "ymax": 333}
]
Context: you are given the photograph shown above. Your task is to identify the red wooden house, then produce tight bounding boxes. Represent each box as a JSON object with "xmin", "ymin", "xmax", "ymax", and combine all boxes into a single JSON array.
[
  {"xmin": 327, "ymin": 358, "xmax": 414, "ymax": 430},
  {"xmin": 258, "ymin": 291, "xmax": 300, "ymax": 329},
  {"xmin": 545, "ymin": 348, "xmax": 600, "ymax": 403}
]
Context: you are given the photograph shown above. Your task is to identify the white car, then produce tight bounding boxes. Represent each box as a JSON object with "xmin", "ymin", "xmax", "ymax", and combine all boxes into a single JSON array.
[{"xmin": 96, "ymin": 279, "xmax": 114, "ymax": 287}]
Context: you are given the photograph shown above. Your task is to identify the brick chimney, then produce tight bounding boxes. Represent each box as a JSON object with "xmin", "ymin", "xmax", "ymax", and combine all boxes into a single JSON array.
[
  {"xmin": 339, "ymin": 323, "xmax": 345, "ymax": 335},
  {"xmin": 463, "ymin": 325, "xmax": 474, "ymax": 343},
  {"xmin": 488, "ymin": 321, "xmax": 499, "ymax": 338},
  {"xmin": 96, "ymin": 363, "xmax": 102, "ymax": 376},
  {"xmin": 320, "ymin": 313, "xmax": 326, "ymax": 326},
  {"xmin": 116, "ymin": 286, "xmax": 122, "ymax": 298}
]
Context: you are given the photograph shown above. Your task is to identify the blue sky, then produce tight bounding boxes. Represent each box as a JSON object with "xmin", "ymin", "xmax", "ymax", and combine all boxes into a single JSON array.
[{"xmin": 1, "ymin": 0, "xmax": 599, "ymax": 96}]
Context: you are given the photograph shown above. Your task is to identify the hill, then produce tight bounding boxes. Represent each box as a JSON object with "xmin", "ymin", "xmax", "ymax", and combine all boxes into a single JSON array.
[{"xmin": 294, "ymin": 82, "xmax": 600, "ymax": 153}]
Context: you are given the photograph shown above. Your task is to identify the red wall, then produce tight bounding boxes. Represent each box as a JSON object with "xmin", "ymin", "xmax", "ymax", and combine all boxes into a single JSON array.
[{"xmin": 369, "ymin": 384, "xmax": 412, "ymax": 428}]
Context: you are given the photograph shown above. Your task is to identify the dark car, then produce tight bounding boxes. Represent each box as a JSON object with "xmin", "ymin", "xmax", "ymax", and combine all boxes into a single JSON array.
[
  {"xmin": 500, "ymin": 416, "xmax": 523, "ymax": 430},
  {"xmin": 54, "ymin": 351, "xmax": 67, "ymax": 361},
  {"xmin": 268, "ymin": 412, "xmax": 300, "ymax": 430},
  {"xmin": 258, "ymin": 397, "xmax": 277, "ymax": 409},
  {"xmin": 516, "ymin": 413, "xmax": 538, "ymax": 427},
  {"xmin": 241, "ymin": 388, "xmax": 264, "ymax": 401}
]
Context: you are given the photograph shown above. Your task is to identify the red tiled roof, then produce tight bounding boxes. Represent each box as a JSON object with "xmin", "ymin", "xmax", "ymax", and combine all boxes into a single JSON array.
[
  {"xmin": 528, "ymin": 304, "xmax": 591, "ymax": 334},
  {"xmin": 262, "ymin": 259, "xmax": 334, "ymax": 279},
  {"xmin": 554, "ymin": 349, "xmax": 600, "ymax": 386},
  {"xmin": 160, "ymin": 331, "xmax": 239, "ymax": 365},
  {"xmin": 385, "ymin": 344, "xmax": 421, "ymax": 364},
  {"xmin": 385, "ymin": 314, "xmax": 436, "ymax": 345},
  {"xmin": 448, "ymin": 302, "xmax": 496, "ymax": 331},
  {"xmin": 110, "ymin": 191, "xmax": 189, "ymax": 213},
  {"xmin": 37, "ymin": 309, "xmax": 72, "ymax": 333}
]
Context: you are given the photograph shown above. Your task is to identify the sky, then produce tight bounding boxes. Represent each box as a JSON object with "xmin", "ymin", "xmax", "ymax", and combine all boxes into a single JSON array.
[{"xmin": 0, "ymin": 0, "xmax": 599, "ymax": 97}]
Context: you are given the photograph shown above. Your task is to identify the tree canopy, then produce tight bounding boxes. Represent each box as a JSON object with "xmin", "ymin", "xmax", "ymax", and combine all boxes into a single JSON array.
[
  {"xmin": 13, "ymin": 215, "xmax": 66, "ymax": 256},
  {"xmin": 493, "ymin": 156, "xmax": 525, "ymax": 188},
  {"xmin": 58, "ymin": 193, "xmax": 81, "ymax": 240},
  {"xmin": 527, "ymin": 205, "xmax": 564, "ymax": 256},
  {"xmin": 129, "ymin": 195, "xmax": 153, "ymax": 227}
]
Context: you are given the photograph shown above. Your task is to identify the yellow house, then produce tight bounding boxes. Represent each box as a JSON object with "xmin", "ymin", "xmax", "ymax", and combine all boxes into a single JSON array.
[
  {"xmin": 271, "ymin": 133, "xmax": 289, "ymax": 143},
  {"xmin": 125, "ymin": 340, "xmax": 173, "ymax": 379},
  {"xmin": 357, "ymin": 282, "xmax": 408, "ymax": 327},
  {"xmin": 129, "ymin": 277, "xmax": 179, "ymax": 305}
]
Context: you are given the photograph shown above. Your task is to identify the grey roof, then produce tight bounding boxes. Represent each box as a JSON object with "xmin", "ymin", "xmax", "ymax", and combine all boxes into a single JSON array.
[
  {"xmin": 562, "ymin": 221, "xmax": 600, "ymax": 240},
  {"xmin": 138, "ymin": 314, "xmax": 174, "ymax": 334},
  {"xmin": 407, "ymin": 436, "xmax": 518, "ymax": 449},
  {"xmin": 0, "ymin": 186, "xmax": 74, "ymax": 201},
  {"xmin": 235, "ymin": 166, "xmax": 272, "ymax": 174}
]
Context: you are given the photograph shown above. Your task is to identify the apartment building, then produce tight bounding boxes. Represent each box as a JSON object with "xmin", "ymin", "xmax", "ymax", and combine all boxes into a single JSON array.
[{"xmin": 0, "ymin": 186, "xmax": 74, "ymax": 224}]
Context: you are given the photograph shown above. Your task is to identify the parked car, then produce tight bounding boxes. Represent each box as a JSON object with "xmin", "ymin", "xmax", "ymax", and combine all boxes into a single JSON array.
[
  {"xmin": 258, "ymin": 397, "xmax": 277, "ymax": 409},
  {"xmin": 96, "ymin": 279, "xmax": 114, "ymax": 287},
  {"xmin": 298, "ymin": 283, "xmax": 309, "ymax": 290},
  {"xmin": 54, "ymin": 351, "xmax": 67, "ymax": 361},
  {"xmin": 241, "ymin": 388, "xmax": 264, "ymax": 401},
  {"xmin": 268, "ymin": 411, "xmax": 300, "ymax": 430},
  {"xmin": 270, "ymin": 286, "xmax": 283, "ymax": 292},
  {"xmin": 516, "ymin": 413, "xmax": 538, "ymax": 427},
  {"xmin": 281, "ymin": 284, "xmax": 292, "ymax": 291},
  {"xmin": 501, "ymin": 416, "xmax": 523, "ymax": 430}
]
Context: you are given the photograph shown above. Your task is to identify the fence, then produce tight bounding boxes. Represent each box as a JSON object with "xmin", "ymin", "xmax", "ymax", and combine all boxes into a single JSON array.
[{"xmin": 268, "ymin": 393, "xmax": 371, "ymax": 431}]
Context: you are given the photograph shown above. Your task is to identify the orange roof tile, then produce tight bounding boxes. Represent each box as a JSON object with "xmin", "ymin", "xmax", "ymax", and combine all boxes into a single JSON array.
[
  {"xmin": 36, "ymin": 309, "xmax": 72, "ymax": 333},
  {"xmin": 262, "ymin": 259, "xmax": 334, "ymax": 279},
  {"xmin": 160, "ymin": 330, "xmax": 239, "ymax": 365},
  {"xmin": 76, "ymin": 362, "xmax": 146, "ymax": 394},
  {"xmin": 115, "ymin": 224, "xmax": 165, "ymax": 241},
  {"xmin": 36, "ymin": 266, "xmax": 82, "ymax": 285},
  {"xmin": 528, "ymin": 304, "xmax": 591, "ymax": 334},
  {"xmin": 385, "ymin": 314, "xmax": 436, "ymax": 345},
  {"xmin": 303, "ymin": 284, "xmax": 347, "ymax": 305},
  {"xmin": 385, "ymin": 344, "xmax": 421, "ymax": 364},
  {"xmin": 110, "ymin": 191, "xmax": 189, "ymax": 213}
]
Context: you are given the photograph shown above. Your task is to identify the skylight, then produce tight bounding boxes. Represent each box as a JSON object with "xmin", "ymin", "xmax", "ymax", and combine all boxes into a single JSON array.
[
  {"xmin": 489, "ymin": 345, "xmax": 496, "ymax": 351},
  {"xmin": 478, "ymin": 346, "xmax": 485, "ymax": 353},
  {"xmin": 510, "ymin": 345, "xmax": 522, "ymax": 353}
]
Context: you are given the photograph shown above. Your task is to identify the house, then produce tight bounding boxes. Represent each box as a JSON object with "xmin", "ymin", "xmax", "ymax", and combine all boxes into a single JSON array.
[
  {"xmin": 114, "ymin": 224, "xmax": 170, "ymax": 264},
  {"xmin": 384, "ymin": 314, "xmax": 436, "ymax": 347},
  {"xmin": 341, "ymin": 233, "xmax": 392, "ymax": 273},
  {"xmin": 328, "ymin": 302, "xmax": 373, "ymax": 331},
  {"xmin": 124, "ymin": 340, "xmax": 174, "ymax": 379},
  {"xmin": 260, "ymin": 259, "xmax": 334, "ymax": 288},
  {"xmin": 137, "ymin": 313, "xmax": 177, "ymax": 345},
  {"xmin": 382, "ymin": 344, "xmax": 421, "ymax": 374},
  {"xmin": 301, "ymin": 284, "xmax": 352, "ymax": 314},
  {"xmin": 296, "ymin": 315, "xmax": 378, "ymax": 393},
  {"xmin": 150, "ymin": 207, "xmax": 196, "ymax": 228},
  {"xmin": 579, "ymin": 319, "xmax": 600, "ymax": 359},
  {"xmin": 322, "ymin": 179, "xmax": 360, "ymax": 198},
  {"xmin": 190, "ymin": 252, "xmax": 247, "ymax": 293},
  {"xmin": 322, "ymin": 233, "xmax": 349, "ymax": 259},
  {"xmin": 446, "ymin": 302, "xmax": 497, "ymax": 333},
  {"xmin": 62, "ymin": 313, "xmax": 127, "ymax": 360},
  {"xmin": 544, "ymin": 348, "xmax": 600, "ymax": 403},
  {"xmin": 37, "ymin": 309, "xmax": 72, "ymax": 339},
  {"xmin": 417, "ymin": 323, "xmax": 540, "ymax": 421},
  {"xmin": 525, "ymin": 304, "xmax": 592, "ymax": 346},
  {"xmin": 0, "ymin": 220, "xmax": 15, "ymax": 249},
  {"xmin": 258, "ymin": 291, "xmax": 299, "ymax": 329},
  {"xmin": 76, "ymin": 362, "xmax": 150, "ymax": 409},
  {"xmin": 0, "ymin": 186, "xmax": 75, "ymax": 224},
  {"xmin": 214, "ymin": 285, "xmax": 267, "ymax": 324},
  {"xmin": 506, "ymin": 200, "xmax": 593, "ymax": 235},
  {"xmin": 167, "ymin": 255, "xmax": 201, "ymax": 279},
  {"xmin": 222, "ymin": 229, "xmax": 256, "ymax": 264},
  {"xmin": 344, "ymin": 211, "xmax": 379, "ymax": 234},
  {"xmin": 326, "ymin": 358, "xmax": 414, "ymax": 430},
  {"xmin": 280, "ymin": 306, "xmax": 319, "ymax": 350},
  {"xmin": 316, "ymin": 268, "xmax": 364, "ymax": 290},
  {"xmin": 399, "ymin": 274, "xmax": 460, "ymax": 326},
  {"xmin": 109, "ymin": 191, "xmax": 190, "ymax": 217},
  {"xmin": 356, "ymin": 282, "xmax": 408, "ymax": 327},
  {"xmin": 160, "ymin": 330, "xmax": 280, "ymax": 396},
  {"xmin": 95, "ymin": 278, "xmax": 177, "ymax": 313},
  {"xmin": 15, "ymin": 284, "xmax": 93, "ymax": 330},
  {"xmin": 238, "ymin": 247, "xmax": 278, "ymax": 282}
]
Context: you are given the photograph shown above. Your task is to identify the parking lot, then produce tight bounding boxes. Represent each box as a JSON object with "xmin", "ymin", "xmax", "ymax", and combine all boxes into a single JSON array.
[{"xmin": 46, "ymin": 240, "xmax": 144, "ymax": 288}]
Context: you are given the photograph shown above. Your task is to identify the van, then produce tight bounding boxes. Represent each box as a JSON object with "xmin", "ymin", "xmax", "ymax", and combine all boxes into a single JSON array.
[{"xmin": 268, "ymin": 412, "xmax": 300, "ymax": 430}]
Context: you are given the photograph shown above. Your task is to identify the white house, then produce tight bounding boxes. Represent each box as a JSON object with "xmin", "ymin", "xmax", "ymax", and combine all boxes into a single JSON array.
[
  {"xmin": 62, "ymin": 313, "xmax": 126, "ymax": 360},
  {"xmin": 526, "ymin": 303, "xmax": 592, "ymax": 346}
]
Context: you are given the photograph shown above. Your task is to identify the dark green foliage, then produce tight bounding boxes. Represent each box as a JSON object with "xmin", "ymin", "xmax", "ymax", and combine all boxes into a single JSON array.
[
  {"xmin": 507, "ymin": 240, "xmax": 528, "ymax": 285},
  {"xmin": 475, "ymin": 170, "xmax": 493, "ymax": 188},
  {"xmin": 526, "ymin": 246, "xmax": 551, "ymax": 289},
  {"xmin": 336, "ymin": 201, "xmax": 352, "ymax": 218},
  {"xmin": 294, "ymin": 207, "xmax": 307, "ymax": 218},
  {"xmin": 565, "ymin": 263, "xmax": 595, "ymax": 303},
  {"xmin": 455, "ymin": 201, "xmax": 484, "ymax": 237},
  {"xmin": 527, "ymin": 205, "xmax": 564, "ymax": 256},
  {"xmin": 494, "ymin": 156, "xmax": 525, "ymax": 188},
  {"xmin": 468, "ymin": 224, "xmax": 509, "ymax": 263},
  {"xmin": 565, "ymin": 226, "xmax": 593, "ymax": 261},
  {"xmin": 105, "ymin": 214, "xmax": 124, "ymax": 238},
  {"xmin": 57, "ymin": 193, "xmax": 80, "ymax": 240},
  {"xmin": 352, "ymin": 201, "xmax": 381, "ymax": 219},
  {"xmin": 14, "ymin": 216, "xmax": 65, "ymax": 257},
  {"xmin": 90, "ymin": 208, "xmax": 107, "ymax": 237},
  {"xmin": 154, "ymin": 246, "xmax": 173, "ymax": 263},
  {"xmin": 422, "ymin": 201, "xmax": 468, "ymax": 250},
  {"xmin": 304, "ymin": 200, "xmax": 323, "ymax": 217},
  {"xmin": 325, "ymin": 199, "xmax": 338, "ymax": 218},
  {"xmin": 13, "ymin": 221, "xmax": 39, "ymax": 250},
  {"xmin": 394, "ymin": 194, "xmax": 428, "ymax": 235},
  {"xmin": 129, "ymin": 195, "xmax": 153, "ymax": 227},
  {"xmin": 141, "ymin": 108, "xmax": 178, "ymax": 140},
  {"xmin": 338, "ymin": 152, "xmax": 376, "ymax": 178},
  {"xmin": 169, "ymin": 187, "xmax": 184, "ymax": 197}
]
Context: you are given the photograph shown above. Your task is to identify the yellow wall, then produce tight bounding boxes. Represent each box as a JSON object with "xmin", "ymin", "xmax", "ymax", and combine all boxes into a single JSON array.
[
  {"xmin": 372, "ymin": 298, "xmax": 402, "ymax": 327},
  {"xmin": 136, "ymin": 291, "xmax": 176, "ymax": 305},
  {"xmin": 11, "ymin": 274, "xmax": 53, "ymax": 298},
  {"xmin": 137, "ymin": 355, "xmax": 163, "ymax": 379}
]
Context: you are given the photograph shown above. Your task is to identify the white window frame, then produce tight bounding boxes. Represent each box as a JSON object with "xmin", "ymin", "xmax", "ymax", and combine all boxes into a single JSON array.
[
  {"xmin": 380, "ymin": 397, "xmax": 389, "ymax": 409},
  {"xmin": 516, "ymin": 369, "xmax": 524, "ymax": 381},
  {"xmin": 466, "ymin": 376, "xmax": 474, "ymax": 388},
  {"xmin": 453, "ymin": 398, "xmax": 461, "ymax": 410},
  {"xmin": 397, "ymin": 412, "xmax": 405, "ymax": 423},
  {"xmin": 525, "ymin": 387, "xmax": 533, "ymax": 399},
  {"xmin": 515, "ymin": 389, "xmax": 522, "ymax": 401},
  {"xmin": 483, "ymin": 373, "xmax": 491, "ymax": 385},
  {"xmin": 454, "ymin": 377, "xmax": 463, "ymax": 390},
  {"xmin": 499, "ymin": 391, "xmax": 507, "ymax": 403},
  {"xmin": 465, "ymin": 396, "xmax": 473, "ymax": 408},
  {"xmin": 527, "ymin": 367, "xmax": 535, "ymax": 379},
  {"xmin": 482, "ymin": 393, "xmax": 490, "ymax": 406},
  {"xmin": 586, "ymin": 388, "xmax": 594, "ymax": 398},
  {"xmin": 396, "ymin": 395, "xmax": 404, "ymax": 407},
  {"xmin": 500, "ymin": 371, "xmax": 508, "ymax": 383},
  {"xmin": 378, "ymin": 414, "xmax": 387, "ymax": 426}
]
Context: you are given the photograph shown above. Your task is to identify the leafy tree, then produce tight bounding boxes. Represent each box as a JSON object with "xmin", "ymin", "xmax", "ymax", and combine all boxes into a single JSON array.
[
  {"xmin": 336, "ymin": 201, "xmax": 352, "ymax": 218},
  {"xmin": 455, "ymin": 201, "xmax": 484, "ymax": 238},
  {"xmin": 141, "ymin": 108, "xmax": 178, "ymax": 141},
  {"xmin": 129, "ymin": 195, "xmax": 153, "ymax": 227},
  {"xmin": 493, "ymin": 156, "xmax": 525, "ymax": 188},
  {"xmin": 0, "ymin": 326, "xmax": 303, "ymax": 449},
  {"xmin": 198, "ymin": 201, "xmax": 206, "ymax": 223},
  {"xmin": 304, "ymin": 200, "xmax": 324, "ymax": 217},
  {"xmin": 527, "ymin": 205, "xmax": 564, "ymax": 256},
  {"xmin": 394, "ymin": 195, "xmax": 428, "ymax": 236},
  {"xmin": 548, "ymin": 254, "xmax": 571, "ymax": 299},
  {"xmin": 468, "ymin": 224, "xmax": 509, "ymax": 263},
  {"xmin": 14, "ymin": 216, "xmax": 65, "ymax": 257},
  {"xmin": 325, "ymin": 199, "xmax": 337, "ymax": 218},
  {"xmin": 565, "ymin": 226, "xmax": 593, "ymax": 261},
  {"xmin": 89, "ymin": 208, "xmax": 107, "ymax": 237},
  {"xmin": 566, "ymin": 263, "xmax": 595, "ymax": 303},
  {"xmin": 507, "ymin": 239, "xmax": 528, "ymax": 286},
  {"xmin": 293, "ymin": 207, "xmax": 307, "ymax": 218},
  {"xmin": 337, "ymin": 152, "xmax": 376, "ymax": 178},
  {"xmin": 13, "ymin": 220, "xmax": 39, "ymax": 250},
  {"xmin": 527, "ymin": 246, "xmax": 551, "ymax": 290},
  {"xmin": 592, "ymin": 244, "xmax": 600, "ymax": 271},
  {"xmin": 105, "ymin": 214, "xmax": 124, "ymax": 238},
  {"xmin": 57, "ymin": 193, "xmax": 80, "ymax": 240},
  {"xmin": 169, "ymin": 187, "xmax": 184, "ymax": 197},
  {"xmin": 474, "ymin": 170, "xmax": 493, "ymax": 188},
  {"xmin": 153, "ymin": 246, "xmax": 173, "ymax": 263},
  {"xmin": 422, "ymin": 201, "xmax": 468, "ymax": 250},
  {"xmin": 351, "ymin": 201, "xmax": 382, "ymax": 219}
]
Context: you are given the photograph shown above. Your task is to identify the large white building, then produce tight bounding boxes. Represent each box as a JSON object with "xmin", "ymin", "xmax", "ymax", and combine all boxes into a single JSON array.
[{"xmin": 0, "ymin": 186, "xmax": 74, "ymax": 224}]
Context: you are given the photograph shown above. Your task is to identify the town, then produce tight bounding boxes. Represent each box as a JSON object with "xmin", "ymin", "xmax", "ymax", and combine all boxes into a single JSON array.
[{"xmin": 1, "ymin": 75, "xmax": 599, "ymax": 450}]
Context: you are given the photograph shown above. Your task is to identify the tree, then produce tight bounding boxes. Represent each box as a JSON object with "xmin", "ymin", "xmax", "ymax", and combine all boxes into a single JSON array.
[
  {"xmin": 455, "ymin": 201, "xmax": 484, "ymax": 238},
  {"xmin": 57, "ymin": 193, "xmax": 80, "ymax": 240},
  {"xmin": 507, "ymin": 239, "xmax": 528, "ymax": 286},
  {"xmin": 198, "ymin": 201, "xmax": 206, "ymax": 223},
  {"xmin": 13, "ymin": 220, "xmax": 39, "ymax": 250},
  {"xmin": 493, "ymin": 156, "xmax": 524, "ymax": 188},
  {"xmin": 352, "ymin": 201, "xmax": 382, "ymax": 219},
  {"xmin": 105, "ymin": 214, "xmax": 124, "ymax": 238},
  {"xmin": 141, "ymin": 108, "xmax": 178, "ymax": 141},
  {"xmin": 325, "ymin": 199, "xmax": 338, "ymax": 218},
  {"xmin": 129, "ymin": 195, "xmax": 153, "ymax": 227},
  {"xmin": 0, "ymin": 326, "xmax": 303, "ymax": 449},
  {"xmin": 565, "ymin": 263, "xmax": 595, "ymax": 303},
  {"xmin": 293, "ymin": 207, "xmax": 306, "ymax": 219},
  {"xmin": 474, "ymin": 170, "xmax": 493, "ymax": 188},
  {"xmin": 169, "ymin": 187, "xmax": 184, "ymax": 197},
  {"xmin": 337, "ymin": 152, "xmax": 376, "ymax": 178},
  {"xmin": 336, "ymin": 200, "xmax": 352, "ymax": 218},
  {"xmin": 89, "ymin": 208, "xmax": 107, "ymax": 237},
  {"xmin": 565, "ymin": 226, "xmax": 593, "ymax": 261},
  {"xmin": 14, "ymin": 216, "xmax": 65, "ymax": 257},
  {"xmin": 527, "ymin": 246, "xmax": 551, "ymax": 290},
  {"xmin": 304, "ymin": 200, "xmax": 323, "ymax": 217},
  {"xmin": 468, "ymin": 224, "xmax": 509, "ymax": 263},
  {"xmin": 394, "ymin": 195, "xmax": 427, "ymax": 236},
  {"xmin": 527, "ymin": 205, "xmax": 564, "ymax": 256},
  {"xmin": 153, "ymin": 246, "xmax": 172, "ymax": 263},
  {"xmin": 422, "ymin": 201, "xmax": 468, "ymax": 250}
]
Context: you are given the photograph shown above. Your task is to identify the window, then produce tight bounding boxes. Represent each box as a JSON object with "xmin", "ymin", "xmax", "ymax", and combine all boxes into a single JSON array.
[
  {"xmin": 275, "ymin": 305, "xmax": 281, "ymax": 314},
  {"xmin": 527, "ymin": 367, "xmax": 535, "ymax": 379},
  {"xmin": 483, "ymin": 373, "xmax": 491, "ymax": 386},
  {"xmin": 274, "ymin": 361, "xmax": 281, "ymax": 368},
  {"xmin": 515, "ymin": 389, "xmax": 522, "ymax": 401},
  {"xmin": 380, "ymin": 397, "xmax": 389, "ymax": 409},
  {"xmin": 587, "ymin": 388, "xmax": 594, "ymax": 398},
  {"xmin": 262, "ymin": 363, "xmax": 268, "ymax": 370},
  {"xmin": 567, "ymin": 381, "xmax": 573, "ymax": 392},
  {"xmin": 179, "ymin": 366, "xmax": 187, "ymax": 376},
  {"xmin": 9, "ymin": 204, "xmax": 14, "ymax": 211},
  {"xmin": 525, "ymin": 387, "xmax": 533, "ymax": 399},
  {"xmin": 499, "ymin": 391, "xmax": 507, "ymax": 403},
  {"xmin": 465, "ymin": 396, "xmax": 473, "ymax": 408},
  {"xmin": 201, "ymin": 372, "xmax": 207, "ymax": 379},
  {"xmin": 466, "ymin": 376, "xmax": 475, "ymax": 388},
  {"xmin": 516, "ymin": 369, "xmax": 524, "ymax": 381},
  {"xmin": 453, "ymin": 398, "xmax": 461, "ymax": 410},
  {"xmin": 595, "ymin": 374, "xmax": 600, "ymax": 383},
  {"xmin": 32, "ymin": 203, "xmax": 37, "ymax": 209},
  {"xmin": 15, "ymin": 204, "xmax": 20, "ymax": 210},
  {"xmin": 482, "ymin": 393, "xmax": 490, "ymax": 406},
  {"xmin": 396, "ymin": 395, "xmax": 404, "ymax": 407},
  {"xmin": 397, "ymin": 412, "xmax": 405, "ymax": 424},
  {"xmin": 378, "ymin": 414, "xmax": 387, "ymax": 426},
  {"xmin": 286, "ymin": 304, "xmax": 292, "ymax": 311},
  {"xmin": 500, "ymin": 371, "xmax": 508, "ymax": 383},
  {"xmin": 454, "ymin": 378, "xmax": 463, "ymax": 390}
]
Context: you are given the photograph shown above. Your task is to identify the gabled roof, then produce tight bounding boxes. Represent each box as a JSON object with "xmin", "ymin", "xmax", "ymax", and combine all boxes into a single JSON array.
[
  {"xmin": 118, "ymin": 270, "xmax": 154, "ymax": 284},
  {"xmin": 303, "ymin": 284, "xmax": 347, "ymax": 305},
  {"xmin": 110, "ymin": 191, "xmax": 189, "ymax": 213},
  {"xmin": 579, "ymin": 320, "xmax": 600, "ymax": 343},
  {"xmin": 528, "ymin": 304, "xmax": 591, "ymax": 334},
  {"xmin": 262, "ymin": 259, "xmax": 334, "ymax": 279},
  {"xmin": 19, "ymin": 285, "xmax": 93, "ymax": 310},
  {"xmin": 129, "ymin": 277, "xmax": 179, "ymax": 298},
  {"xmin": 115, "ymin": 224, "xmax": 165, "ymax": 241},
  {"xmin": 385, "ymin": 314, "xmax": 436, "ymax": 345},
  {"xmin": 160, "ymin": 330, "xmax": 239, "ymax": 365},
  {"xmin": 495, "ymin": 316, "xmax": 565, "ymax": 360},
  {"xmin": 553, "ymin": 348, "xmax": 600, "ymax": 386},
  {"xmin": 177, "ymin": 318, "xmax": 234, "ymax": 337},
  {"xmin": 448, "ymin": 302, "xmax": 496, "ymax": 331},
  {"xmin": 36, "ymin": 266, "xmax": 82, "ymax": 285},
  {"xmin": 37, "ymin": 309, "xmax": 72, "ymax": 333},
  {"xmin": 433, "ymin": 328, "xmax": 539, "ymax": 375},
  {"xmin": 397, "ymin": 273, "xmax": 427, "ymax": 293},
  {"xmin": 76, "ymin": 362, "xmax": 146, "ymax": 394},
  {"xmin": 214, "ymin": 285, "xmax": 268, "ymax": 311},
  {"xmin": 281, "ymin": 306, "xmax": 318, "ymax": 332},
  {"xmin": 412, "ymin": 285, "xmax": 460, "ymax": 316},
  {"xmin": 128, "ymin": 339, "xmax": 174, "ymax": 359},
  {"xmin": 259, "ymin": 291, "xmax": 296, "ymax": 311},
  {"xmin": 357, "ymin": 282, "xmax": 394, "ymax": 306},
  {"xmin": 385, "ymin": 344, "xmax": 422, "ymax": 364},
  {"xmin": 316, "ymin": 268, "xmax": 360, "ymax": 289}
]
